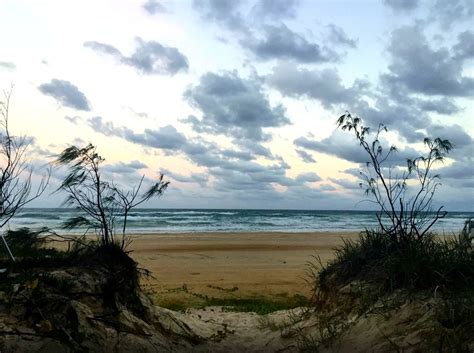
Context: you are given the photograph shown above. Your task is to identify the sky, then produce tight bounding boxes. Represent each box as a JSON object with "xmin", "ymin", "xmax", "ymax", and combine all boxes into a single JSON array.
[{"xmin": 0, "ymin": 0, "xmax": 473, "ymax": 210}]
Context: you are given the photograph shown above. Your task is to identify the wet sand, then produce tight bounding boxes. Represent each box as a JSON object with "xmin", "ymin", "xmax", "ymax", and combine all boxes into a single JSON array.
[{"xmin": 128, "ymin": 231, "xmax": 360, "ymax": 304}]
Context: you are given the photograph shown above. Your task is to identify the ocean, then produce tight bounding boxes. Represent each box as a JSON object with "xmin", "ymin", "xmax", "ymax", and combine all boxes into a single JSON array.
[{"xmin": 9, "ymin": 208, "xmax": 473, "ymax": 234}]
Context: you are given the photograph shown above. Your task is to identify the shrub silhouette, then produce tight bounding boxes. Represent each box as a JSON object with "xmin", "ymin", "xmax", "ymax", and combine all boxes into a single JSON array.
[{"xmin": 56, "ymin": 144, "xmax": 169, "ymax": 248}]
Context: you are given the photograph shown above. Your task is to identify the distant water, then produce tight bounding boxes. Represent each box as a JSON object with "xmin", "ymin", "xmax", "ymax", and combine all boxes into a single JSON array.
[{"xmin": 8, "ymin": 208, "xmax": 472, "ymax": 234}]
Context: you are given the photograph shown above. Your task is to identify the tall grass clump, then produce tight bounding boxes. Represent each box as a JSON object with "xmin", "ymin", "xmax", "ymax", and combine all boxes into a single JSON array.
[{"xmin": 318, "ymin": 230, "xmax": 473, "ymax": 293}]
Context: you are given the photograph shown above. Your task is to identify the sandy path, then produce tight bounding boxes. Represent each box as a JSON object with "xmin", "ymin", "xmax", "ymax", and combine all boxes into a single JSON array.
[{"xmin": 128, "ymin": 232, "xmax": 359, "ymax": 304}]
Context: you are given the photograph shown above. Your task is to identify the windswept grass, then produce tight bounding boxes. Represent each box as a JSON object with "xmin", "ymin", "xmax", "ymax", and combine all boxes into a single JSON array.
[{"xmin": 317, "ymin": 230, "xmax": 473, "ymax": 293}]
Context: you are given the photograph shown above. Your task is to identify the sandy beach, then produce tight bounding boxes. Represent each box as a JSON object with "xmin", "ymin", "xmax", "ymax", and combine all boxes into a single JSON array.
[{"xmin": 129, "ymin": 231, "xmax": 360, "ymax": 306}]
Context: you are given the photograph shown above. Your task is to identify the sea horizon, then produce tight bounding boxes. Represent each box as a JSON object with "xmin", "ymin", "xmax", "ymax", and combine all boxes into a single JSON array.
[{"xmin": 11, "ymin": 208, "xmax": 473, "ymax": 234}]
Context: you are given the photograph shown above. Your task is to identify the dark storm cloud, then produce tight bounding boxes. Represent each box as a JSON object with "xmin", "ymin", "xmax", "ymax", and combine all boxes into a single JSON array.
[
  {"xmin": 38, "ymin": 79, "xmax": 91, "ymax": 111},
  {"xmin": 192, "ymin": 0, "xmax": 248, "ymax": 33},
  {"xmin": 142, "ymin": 0, "xmax": 167, "ymax": 14},
  {"xmin": 326, "ymin": 24, "xmax": 357, "ymax": 48},
  {"xmin": 266, "ymin": 63, "xmax": 363, "ymax": 109},
  {"xmin": 383, "ymin": 0, "xmax": 419, "ymax": 11},
  {"xmin": 184, "ymin": 71, "xmax": 289, "ymax": 141},
  {"xmin": 245, "ymin": 24, "xmax": 338, "ymax": 63},
  {"xmin": 0, "ymin": 61, "xmax": 16, "ymax": 70},
  {"xmin": 88, "ymin": 116, "xmax": 187, "ymax": 150},
  {"xmin": 251, "ymin": 0, "xmax": 299, "ymax": 20},
  {"xmin": 296, "ymin": 149, "xmax": 316, "ymax": 163},
  {"xmin": 84, "ymin": 38, "xmax": 189, "ymax": 75},
  {"xmin": 430, "ymin": 0, "xmax": 473, "ymax": 29},
  {"xmin": 382, "ymin": 25, "xmax": 474, "ymax": 97}
]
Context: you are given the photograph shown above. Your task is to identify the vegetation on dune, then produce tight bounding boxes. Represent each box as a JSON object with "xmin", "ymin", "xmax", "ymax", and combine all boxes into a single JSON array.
[
  {"xmin": 0, "ymin": 227, "xmax": 168, "ymax": 352},
  {"xmin": 336, "ymin": 112, "xmax": 453, "ymax": 244},
  {"xmin": 304, "ymin": 113, "xmax": 474, "ymax": 352},
  {"xmin": 0, "ymin": 96, "xmax": 172, "ymax": 350},
  {"xmin": 318, "ymin": 113, "xmax": 472, "ymax": 293}
]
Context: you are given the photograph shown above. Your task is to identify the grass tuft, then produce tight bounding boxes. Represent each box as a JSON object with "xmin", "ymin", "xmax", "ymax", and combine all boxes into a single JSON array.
[{"xmin": 317, "ymin": 230, "xmax": 474, "ymax": 293}]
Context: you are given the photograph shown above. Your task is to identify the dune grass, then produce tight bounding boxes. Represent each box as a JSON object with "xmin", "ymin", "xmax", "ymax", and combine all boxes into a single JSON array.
[
  {"xmin": 316, "ymin": 230, "xmax": 473, "ymax": 293},
  {"xmin": 304, "ymin": 229, "xmax": 474, "ymax": 352}
]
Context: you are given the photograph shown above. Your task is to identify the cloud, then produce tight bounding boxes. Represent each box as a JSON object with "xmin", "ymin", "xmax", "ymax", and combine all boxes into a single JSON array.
[
  {"xmin": 123, "ymin": 106, "xmax": 149, "ymax": 119},
  {"xmin": 329, "ymin": 178, "xmax": 361, "ymax": 190},
  {"xmin": 251, "ymin": 0, "xmax": 299, "ymax": 20},
  {"xmin": 427, "ymin": 124, "xmax": 473, "ymax": 149},
  {"xmin": 266, "ymin": 63, "xmax": 363, "ymax": 109},
  {"xmin": 383, "ymin": 0, "xmax": 419, "ymax": 11},
  {"xmin": 193, "ymin": 0, "xmax": 248, "ymax": 33},
  {"xmin": 184, "ymin": 71, "xmax": 289, "ymax": 141},
  {"xmin": 64, "ymin": 115, "xmax": 82, "ymax": 124},
  {"xmin": 88, "ymin": 116, "xmax": 187, "ymax": 150},
  {"xmin": 295, "ymin": 131, "xmax": 420, "ymax": 165},
  {"xmin": 83, "ymin": 41, "xmax": 122, "ymax": 58},
  {"xmin": 453, "ymin": 30, "xmax": 474, "ymax": 61},
  {"xmin": 193, "ymin": 2, "xmax": 351, "ymax": 64},
  {"xmin": 296, "ymin": 149, "xmax": 316, "ymax": 163},
  {"xmin": 161, "ymin": 168, "xmax": 209, "ymax": 186},
  {"xmin": 417, "ymin": 98, "xmax": 460, "ymax": 115},
  {"xmin": 83, "ymin": 115, "xmax": 365, "ymax": 208},
  {"xmin": 295, "ymin": 132, "xmax": 369, "ymax": 164},
  {"xmin": 382, "ymin": 24, "xmax": 474, "ymax": 97},
  {"xmin": 295, "ymin": 172, "xmax": 321, "ymax": 183},
  {"xmin": 439, "ymin": 161, "xmax": 474, "ymax": 181},
  {"xmin": 244, "ymin": 24, "xmax": 338, "ymax": 63},
  {"xmin": 84, "ymin": 37, "xmax": 189, "ymax": 75},
  {"xmin": 38, "ymin": 79, "xmax": 91, "ymax": 111},
  {"xmin": 142, "ymin": 0, "xmax": 167, "ymax": 14},
  {"xmin": 430, "ymin": 0, "xmax": 473, "ymax": 29},
  {"xmin": 326, "ymin": 24, "xmax": 357, "ymax": 48},
  {"xmin": 103, "ymin": 160, "xmax": 148, "ymax": 174},
  {"xmin": 0, "ymin": 61, "xmax": 16, "ymax": 71}
]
